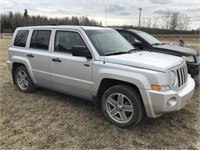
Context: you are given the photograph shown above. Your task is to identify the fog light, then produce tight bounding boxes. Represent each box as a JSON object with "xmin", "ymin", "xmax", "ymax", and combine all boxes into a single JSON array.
[{"xmin": 167, "ymin": 97, "xmax": 177, "ymax": 107}]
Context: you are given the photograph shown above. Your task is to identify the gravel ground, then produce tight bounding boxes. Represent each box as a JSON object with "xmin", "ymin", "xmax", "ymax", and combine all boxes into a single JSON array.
[{"xmin": 0, "ymin": 36, "xmax": 200, "ymax": 149}]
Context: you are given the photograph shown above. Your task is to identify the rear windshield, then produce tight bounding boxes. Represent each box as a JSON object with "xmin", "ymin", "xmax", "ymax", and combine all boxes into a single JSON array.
[{"xmin": 14, "ymin": 30, "xmax": 29, "ymax": 47}]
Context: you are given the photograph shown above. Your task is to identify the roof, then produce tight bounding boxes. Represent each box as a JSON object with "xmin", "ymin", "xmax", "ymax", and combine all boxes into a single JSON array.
[{"xmin": 114, "ymin": 28, "xmax": 143, "ymax": 33}]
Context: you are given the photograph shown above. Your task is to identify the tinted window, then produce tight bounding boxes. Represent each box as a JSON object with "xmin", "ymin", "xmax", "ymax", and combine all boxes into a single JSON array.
[
  {"xmin": 119, "ymin": 32, "xmax": 135, "ymax": 46},
  {"xmin": 54, "ymin": 31, "xmax": 85, "ymax": 53},
  {"xmin": 14, "ymin": 30, "xmax": 29, "ymax": 47},
  {"xmin": 30, "ymin": 30, "xmax": 51, "ymax": 50},
  {"xmin": 119, "ymin": 31, "xmax": 142, "ymax": 46}
]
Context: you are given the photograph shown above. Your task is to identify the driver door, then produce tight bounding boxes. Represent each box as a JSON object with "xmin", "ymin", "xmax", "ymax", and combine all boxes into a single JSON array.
[{"xmin": 50, "ymin": 30, "xmax": 93, "ymax": 99}]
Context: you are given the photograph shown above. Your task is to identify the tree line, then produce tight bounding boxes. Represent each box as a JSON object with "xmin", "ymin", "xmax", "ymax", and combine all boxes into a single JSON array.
[
  {"xmin": 142, "ymin": 12, "xmax": 190, "ymax": 31},
  {"xmin": 1, "ymin": 9, "xmax": 102, "ymax": 33},
  {"xmin": 1, "ymin": 10, "xmax": 199, "ymax": 34},
  {"xmin": 113, "ymin": 12, "xmax": 199, "ymax": 34}
]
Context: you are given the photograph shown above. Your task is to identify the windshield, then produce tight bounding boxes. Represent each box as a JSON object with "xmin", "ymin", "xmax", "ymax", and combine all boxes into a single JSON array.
[
  {"xmin": 137, "ymin": 31, "xmax": 162, "ymax": 45},
  {"xmin": 85, "ymin": 29, "xmax": 134, "ymax": 56}
]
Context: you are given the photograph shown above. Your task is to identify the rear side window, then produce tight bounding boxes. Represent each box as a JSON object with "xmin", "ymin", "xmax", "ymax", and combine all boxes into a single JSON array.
[
  {"xmin": 30, "ymin": 30, "xmax": 51, "ymax": 50},
  {"xmin": 14, "ymin": 30, "xmax": 29, "ymax": 47}
]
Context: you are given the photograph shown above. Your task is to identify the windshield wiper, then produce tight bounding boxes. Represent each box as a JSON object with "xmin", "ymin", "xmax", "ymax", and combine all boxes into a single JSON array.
[
  {"xmin": 127, "ymin": 48, "xmax": 138, "ymax": 53},
  {"xmin": 152, "ymin": 43, "xmax": 164, "ymax": 45},
  {"xmin": 105, "ymin": 52, "xmax": 127, "ymax": 56},
  {"xmin": 105, "ymin": 49, "xmax": 138, "ymax": 56}
]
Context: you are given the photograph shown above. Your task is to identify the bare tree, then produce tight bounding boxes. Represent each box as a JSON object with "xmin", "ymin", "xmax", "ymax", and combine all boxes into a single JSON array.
[
  {"xmin": 169, "ymin": 12, "xmax": 190, "ymax": 30},
  {"xmin": 178, "ymin": 14, "xmax": 190, "ymax": 30},
  {"xmin": 141, "ymin": 12, "xmax": 190, "ymax": 31},
  {"xmin": 146, "ymin": 18, "xmax": 152, "ymax": 28},
  {"xmin": 152, "ymin": 17, "xmax": 158, "ymax": 28},
  {"xmin": 169, "ymin": 12, "xmax": 179, "ymax": 30},
  {"xmin": 161, "ymin": 11, "xmax": 171, "ymax": 29}
]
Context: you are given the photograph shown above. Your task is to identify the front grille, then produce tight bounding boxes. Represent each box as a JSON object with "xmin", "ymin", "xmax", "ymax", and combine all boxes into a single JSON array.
[{"xmin": 176, "ymin": 65, "xmax": 187, "ymax": 87}]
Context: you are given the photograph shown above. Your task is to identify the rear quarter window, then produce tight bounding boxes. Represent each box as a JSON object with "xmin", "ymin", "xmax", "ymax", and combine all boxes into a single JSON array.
[{"xmin": 14, "ymin": 30, "xmax": 29, "ymax": 47}]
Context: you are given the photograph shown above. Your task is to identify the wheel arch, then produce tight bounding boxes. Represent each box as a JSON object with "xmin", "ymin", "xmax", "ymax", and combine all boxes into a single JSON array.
[
  {"xmin": 11, "ymin": 57, "xmax": 36, "ymax": 84},
  {"xmin": 12, "ymin": 62, "xmax": 25, "ymax": 84},
  {"xmin": 94, "ymin": 78, "xmax": 146, "ymax": 116}
]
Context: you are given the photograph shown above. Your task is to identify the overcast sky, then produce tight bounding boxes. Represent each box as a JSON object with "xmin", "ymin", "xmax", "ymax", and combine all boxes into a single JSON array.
[{"xmin": 1, "ymin": 0, "xmax": 200, "ymax": 29}]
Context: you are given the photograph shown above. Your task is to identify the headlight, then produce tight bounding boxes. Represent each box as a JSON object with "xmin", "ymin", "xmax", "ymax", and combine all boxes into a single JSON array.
[
  {"xmin": 185, "ymin": 56, "xmax": 195, "ymax": 62},
  {"xmin": 168, "ymin": 71, "xmax": 176, "ymax": 86}
]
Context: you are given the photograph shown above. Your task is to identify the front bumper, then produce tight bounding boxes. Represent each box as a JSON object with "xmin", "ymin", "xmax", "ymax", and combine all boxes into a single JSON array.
[
  {"xmin": 146, "ymin": 75, "xmax": 195, "ymax": 118},
  {"xmin": 7, "ymin": 60, "xmax": 12, "ymax": 72},
  {"xmin": 187, "ymin": 63, "xmax": 200, "ymax": 78},
  {"xmin": 187, "ymin": 56, "xmax": 200, "ymax": 78}
]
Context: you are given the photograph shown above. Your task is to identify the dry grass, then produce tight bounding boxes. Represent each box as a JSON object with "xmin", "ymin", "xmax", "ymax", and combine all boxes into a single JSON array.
[{"xmin": 0, "ymin": 36, "xmax": 200, "ymax": 149}]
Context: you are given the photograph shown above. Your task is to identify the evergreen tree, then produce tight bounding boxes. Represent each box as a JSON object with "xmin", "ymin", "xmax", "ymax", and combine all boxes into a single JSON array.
[
  {"xmin": 24, "ymin": 9, "xmax": 28, "ymax": 18},
  {"xmin": 0, "ymin": 11, "xmax": 101, "ymax": 33}
]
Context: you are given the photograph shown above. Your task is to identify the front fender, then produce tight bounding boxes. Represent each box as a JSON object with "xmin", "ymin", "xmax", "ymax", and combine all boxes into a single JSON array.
[
  {"xmin": 92, "ymin": 68, "xmax": 151, "ymax": 96},
  {"xmin": 92, "ymin": 62, "xmax": 168, "ymax": 118}
]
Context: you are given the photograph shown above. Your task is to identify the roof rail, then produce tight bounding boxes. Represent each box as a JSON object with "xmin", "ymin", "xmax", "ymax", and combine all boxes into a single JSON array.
[{"xmin": 23, "ymin": 23, "xmax": 59, "ymax": 27}]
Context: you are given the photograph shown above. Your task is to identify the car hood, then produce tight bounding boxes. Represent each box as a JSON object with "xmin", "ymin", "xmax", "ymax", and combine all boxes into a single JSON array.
[
  {"xmin": 153, "ymin": 44, "xmax": 198, "ymax": 56},
  {"xmin": 104, "ymin": 51, "xmax": 184, "ymax": 72}
]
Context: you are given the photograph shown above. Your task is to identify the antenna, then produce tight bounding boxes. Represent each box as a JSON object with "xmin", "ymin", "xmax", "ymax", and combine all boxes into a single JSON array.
[
  {"xmin": 103, "ymin": 0, "xmax": 107, "ymax": 64},
  {"xmin": 105, "ymin": 1, "xmax": 107, "ymax": 27}
]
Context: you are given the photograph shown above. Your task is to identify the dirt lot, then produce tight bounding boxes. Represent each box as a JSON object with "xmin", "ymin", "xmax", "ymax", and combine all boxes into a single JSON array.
[{"xmin": 0, "ymin": 36, "xmax": 200, "ymax": 149}]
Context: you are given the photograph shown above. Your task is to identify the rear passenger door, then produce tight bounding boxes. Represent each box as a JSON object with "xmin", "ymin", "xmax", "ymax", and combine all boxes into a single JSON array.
[
  {"xmin": 25, "ymin": 30, "xmax": 52, "ymax": 88},
  {"xmin": 50, "ymin": 30, "xmax": 93, "ymax": 99}
]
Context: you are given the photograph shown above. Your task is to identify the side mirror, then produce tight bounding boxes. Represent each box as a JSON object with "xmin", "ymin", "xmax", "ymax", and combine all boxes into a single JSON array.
[
  {"xmin": 72, "ymin": 46, "xmax": 92, "ymax": 59},
  {"xmin": 134, "ymin": 41, "xmax": 143, "ymax": 47},
  {"xmin": 134, "ymin": 41, "xmax": 143, "ymax": 49}
]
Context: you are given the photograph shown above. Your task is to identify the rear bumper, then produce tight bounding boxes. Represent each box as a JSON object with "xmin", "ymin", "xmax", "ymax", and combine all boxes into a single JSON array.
[{"xmin": 146, "ymin": 75, "xmax": 195, "ymax": 118}]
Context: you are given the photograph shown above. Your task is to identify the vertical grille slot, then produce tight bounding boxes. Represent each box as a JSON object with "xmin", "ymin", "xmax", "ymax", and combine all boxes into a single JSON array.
[
  {"xmin": 177, "ymin": 70, "xmax": 181, "ymax": 87},
  {"xmin": 184, "ymin": 66, "xmax": 187, "ymax": 83},
  {"xmin": 182, "ymin": 67, "xmax": 186, "ymax": 83},
  {"xmin": 176, "ymin": 66, "xmax": 187, "ymax": 88},
  {"xmin": 180, "ymin": 68, "xmax": 184, "ymax": 85}
]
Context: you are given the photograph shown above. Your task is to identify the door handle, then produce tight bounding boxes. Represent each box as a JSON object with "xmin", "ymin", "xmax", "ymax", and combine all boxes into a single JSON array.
[
  {"xmin": 52, "ymin": 58, "xmax": 62, "ymax": 62},
  {"xmin": 27, "ymin": 54, "xmax": 34, "ymax": 58},
  {"xmin": 84, "ymin": 64, "xmax": 90, "ymax": 67}
]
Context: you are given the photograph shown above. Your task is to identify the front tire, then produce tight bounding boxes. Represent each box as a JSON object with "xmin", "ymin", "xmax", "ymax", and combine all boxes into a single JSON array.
[
  {"xmin": 101, "ymin": 85, "xmax": 144, "ymax": 128},
  {"xmin": 14, "ymin": 66, "xmax": 35, "ymax": 93}
]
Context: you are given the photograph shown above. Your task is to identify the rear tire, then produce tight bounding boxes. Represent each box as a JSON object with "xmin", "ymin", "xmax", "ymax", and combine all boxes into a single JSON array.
[
  {"xmin": 101, "ymin": 84, "xmax": 144, "ymax": 128},
  {"xmin": 14, "ymin": 66, "xmax": 35, "ymax": 93}
]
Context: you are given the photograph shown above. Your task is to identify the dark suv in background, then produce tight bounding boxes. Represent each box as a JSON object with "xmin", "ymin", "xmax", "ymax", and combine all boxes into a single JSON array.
[{"xmin": 116, "ymin": 28, "xmax": 200, "ymax": 78}]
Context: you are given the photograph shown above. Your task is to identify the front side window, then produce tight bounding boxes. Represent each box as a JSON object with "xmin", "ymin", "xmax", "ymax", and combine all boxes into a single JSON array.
[
  {"xmin": 30, "ymin": 30, "xmax": 51, "ymax": 50},
  {"xmin": 119, "ymin": 32, "xmax": 135, "ymax": 46},
  {"xmin": 14, "ymin": 30, "xmax": 29, "ymax": 47},
  {"xmin": 85, "ymin": 29, "xmax": 134, "ymax": 56},
  {"xmin": 54, "ymin": 31, "xmax": 86, "ymax": 53}
]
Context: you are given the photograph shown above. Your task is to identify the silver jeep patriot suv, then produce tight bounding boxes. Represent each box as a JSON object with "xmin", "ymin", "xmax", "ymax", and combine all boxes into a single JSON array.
[{"xmin": 7, "ymin": 26, "xmax": 195, "ymax": 128}]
